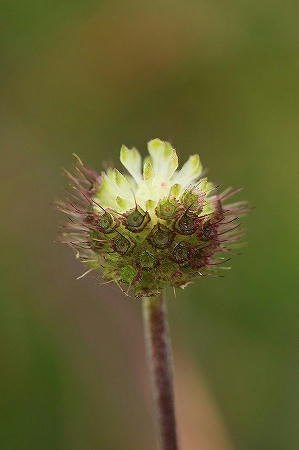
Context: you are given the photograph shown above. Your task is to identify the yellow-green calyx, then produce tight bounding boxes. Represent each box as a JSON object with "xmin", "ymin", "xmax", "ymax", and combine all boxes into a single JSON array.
[{"xmin": 58, "ymin": 139, "xmax": 247, "ymax": 297}]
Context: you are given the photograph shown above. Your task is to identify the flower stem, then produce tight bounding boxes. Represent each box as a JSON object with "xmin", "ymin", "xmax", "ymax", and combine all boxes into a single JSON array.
[{"xmin": 142, "ymin": 291, "xmax": 179, "ymax": 450}]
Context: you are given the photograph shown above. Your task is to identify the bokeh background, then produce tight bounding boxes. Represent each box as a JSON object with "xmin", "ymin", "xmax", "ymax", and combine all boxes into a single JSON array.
[{"xmin": 1, "ymin": 1, "xmax": 298, "ymax": 449}]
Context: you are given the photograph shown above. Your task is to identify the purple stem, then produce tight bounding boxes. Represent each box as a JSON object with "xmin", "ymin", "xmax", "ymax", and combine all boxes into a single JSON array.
[{"xmin": 142, "ymin": 292, "xmax": 179, "ymax": 450}]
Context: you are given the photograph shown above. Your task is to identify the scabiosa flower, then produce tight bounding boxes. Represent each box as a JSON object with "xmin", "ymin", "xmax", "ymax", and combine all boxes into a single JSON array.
[{"xmin": 58, "ymin": 139, "xmax": 247, "ymax": 297}]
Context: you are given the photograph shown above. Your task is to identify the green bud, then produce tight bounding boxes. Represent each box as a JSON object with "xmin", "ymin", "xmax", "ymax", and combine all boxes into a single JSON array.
[
  {"xmin": 155, "ymin": 198, "xmax": 179, "ymax": 220},
  {"xmin": 125, "ymin": 207, "xmax": 150, "ymax": 232},
  {"xmin": 138, "ymin": 251, "xmax": 157, "ymax": 270},
  {"xmin": 181, "ymin": 191, "xmax": 198, "ymax": 209},
  {"xmin": 172, "ymin": 242, "xmax": 190, "ymax": 263},
  {"xmin": 149, "ymin": 225, "xmax": 174, "ymax": 249},
  {"xmin": 120, "ymin": 265, "xmax": 137, "ymax": 284},
  {"xmin": 98, "ymin": 211, "xmax": 114, "ymax": 233},
  {"xmin": 177, "ymin": 213, "xmax": 198, "ymax": 235},
  {"xmin": 113, "ymin": 234, "xmax": 131, "ymax": 255}
]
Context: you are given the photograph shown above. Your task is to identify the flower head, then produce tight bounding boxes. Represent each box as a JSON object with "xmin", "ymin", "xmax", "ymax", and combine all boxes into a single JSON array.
[{"xmin": 58, "ymin": 139, "xmax": 247, "ymax": 297}]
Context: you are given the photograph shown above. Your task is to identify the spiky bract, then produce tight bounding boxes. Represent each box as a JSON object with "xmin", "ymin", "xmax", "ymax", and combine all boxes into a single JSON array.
[{"xmin": 58, "ymin": 139, "xmax": 247, "ymax": 297}]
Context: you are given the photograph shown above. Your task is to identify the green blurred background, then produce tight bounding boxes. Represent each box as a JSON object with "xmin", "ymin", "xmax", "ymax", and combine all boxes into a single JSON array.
[{"xmin": 1, "ymin": 1, "xmax": 298, "ymax": 449}]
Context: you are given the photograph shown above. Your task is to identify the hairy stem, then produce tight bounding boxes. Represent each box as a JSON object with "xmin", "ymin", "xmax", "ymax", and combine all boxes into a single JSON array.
[{"xmin": 142, "ymin": 292, "xmax": 179, "ymax": 450}]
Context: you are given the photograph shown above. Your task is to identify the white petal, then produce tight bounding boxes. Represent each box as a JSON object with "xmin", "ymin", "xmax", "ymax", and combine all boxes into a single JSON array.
[
  {"xmin": 112, "ymin": 168, "xmax": 133, "ymax": 193},
  {"xmin": 95, "ymin": 172, "xmax": 118, "ymax": 210},
  {"xmin": 95, "ymin": 168, "xmax": 134, "ymax": 212},
  {"xmin": 172, "ymin": 154, "xmax": 202, "ymax": 189},
  {"xmin": 120, "ymin": 145, "xmax": 142, "ymax": 183},
  {"xmin": 147, "ymin": 139, "xmax": 178, "ymax": 180}
]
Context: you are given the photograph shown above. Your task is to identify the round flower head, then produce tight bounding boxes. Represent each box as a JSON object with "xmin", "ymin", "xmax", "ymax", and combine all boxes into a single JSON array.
[{"xmin": 58, "ymin": 139, "xmax": 247, "ymax": 297}]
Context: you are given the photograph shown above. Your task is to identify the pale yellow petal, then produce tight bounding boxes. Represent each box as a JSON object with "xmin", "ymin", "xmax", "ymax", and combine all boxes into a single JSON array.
[
  {"xmin": 120, "ymin": 145, "xmax": 142, "ymax": 183},
  {"xmin": 169, "ymin": 183, "xmax": 182, "ymax": 198},
  {"xmin": 96, "ymin": 168, "xmax": 135, "ymax": 212},
  {"xmin": 95, "ymin": 173, "xmax": 119, "ymax": 210},
  {"xmin": 148, "ymin": 139, "xmax": 178, "ymax": 179},
  {"xmin": 143, "ymin": 157, "xmax": 154, "ymax": 181},
  {"xmin": 172, "ymin": 154, "xmax": 202, "ymax": 188},
  {"xmin": 116, "ymin": 196, "xmax": 129, "ymax": 210}
]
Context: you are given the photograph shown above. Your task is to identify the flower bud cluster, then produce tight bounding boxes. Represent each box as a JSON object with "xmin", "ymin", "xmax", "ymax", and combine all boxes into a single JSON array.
[{"xmin": 58, "ymin": 141, "xmax": 247, "ymax": 297}]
